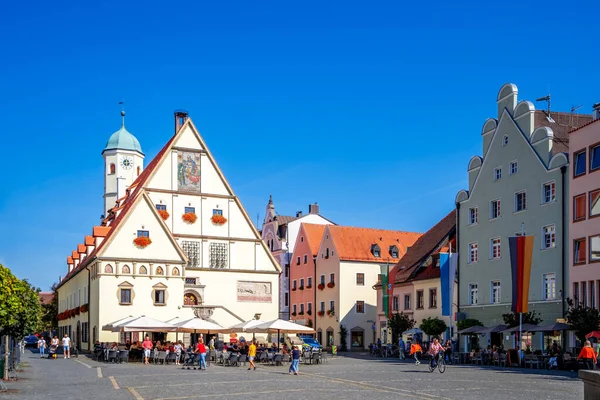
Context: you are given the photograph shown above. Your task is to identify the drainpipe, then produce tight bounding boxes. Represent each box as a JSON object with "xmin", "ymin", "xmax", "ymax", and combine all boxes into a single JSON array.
[
  {"xmin": 455, "ymin": 202, "xmax": 461, "ymax": 347},
  {"xmin": 87, "ymin": 266, "xmax": 91, "ymax": 351},
  {"xmin": 314, "ymin": 256, "xmax": 317, "ymax": 338},
  {"xmin": 560, "ymin": 166, "xmax": 567, "ymax": 318}
]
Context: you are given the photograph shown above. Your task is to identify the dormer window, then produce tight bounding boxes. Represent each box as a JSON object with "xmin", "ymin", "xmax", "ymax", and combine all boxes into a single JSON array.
[
  {"xmin": 389, "ymin": 245, "xmax": 399, "ymax": 258},
  {"xmin": 371, "ymin": 244, "xmax": 381, "ymax": 257}
]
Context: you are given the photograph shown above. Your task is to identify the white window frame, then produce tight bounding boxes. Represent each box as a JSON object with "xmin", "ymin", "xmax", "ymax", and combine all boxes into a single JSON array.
[
  {"xmin": 515, "ymin": 191, "xmax": 527, "ymax": 212},
  {"xmin": 494, "ymin": 167, "xmax": 502, "ymax": 181},
  {"xmin": 355, "ymin": 300, "xmax": 365, "ymax": 314},
  {"xmin": 543, "ymin": 273, "xmax": 556, "ymax": 300},
  {"xmin": 542, "ymin": 224, "xmax": 556, "ymax": 250},
  {"xmin": 490, "ymin": 199, "xmax": 501, "ymax": 219},
  {"xmin": 491, "ymin": 281, "xmax": 501, "ymax": 304},
  {"xmin": 469, "ymin": 283, "xmax": 479, "ymax": 305},
  {"xmin": 509, "ymin": 160, "xmax": 518, "ymax": 175},
  {"xmin": 542, "ymin": 181, "xmax": 556, "ymax": 204},
  {"xmin": 468, "ymin": 242, "xmax": 478, "ymax": 264},
  {"xmin": 490, "ymin": 237, "xmax": 501, "ymax": 259},
  {"xmin": 468, "ymin": 207, "xmax": 478, "ymax": 225}
]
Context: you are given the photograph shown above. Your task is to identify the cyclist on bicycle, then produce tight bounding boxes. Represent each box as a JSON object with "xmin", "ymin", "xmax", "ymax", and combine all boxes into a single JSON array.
[{"xmin": 428, "ymin": 338, "xmax": 445, "ymax": 368}]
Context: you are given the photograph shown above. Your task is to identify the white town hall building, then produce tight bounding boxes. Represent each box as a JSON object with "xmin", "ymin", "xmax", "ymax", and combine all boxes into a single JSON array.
[{"xmin": 56, "ymin": 111, "xmax": 281, "ymax": 350}]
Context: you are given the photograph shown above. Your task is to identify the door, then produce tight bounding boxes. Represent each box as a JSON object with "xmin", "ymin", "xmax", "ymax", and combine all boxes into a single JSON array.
[
  {"xmin": 326, "ymin": 330, "xmax": 334, "ymax": 347},
  {"xmin": 76, "ymin": 321, "xmax": 81, "ymax": 351}
]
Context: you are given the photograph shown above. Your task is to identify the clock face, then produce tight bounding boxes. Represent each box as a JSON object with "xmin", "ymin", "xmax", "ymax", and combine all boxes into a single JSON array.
[{"xmin": 120, "ymin": 156, "xmax": 133, "ymax": 170}]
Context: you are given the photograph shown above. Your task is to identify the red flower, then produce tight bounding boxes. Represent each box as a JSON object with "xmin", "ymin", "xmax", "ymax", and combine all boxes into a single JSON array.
[
  {"xmin": 158, "ymin": 209, "xmax": 170, "ymax": 220},
  {"xmin": 317, "ymin": 283, "xmax": 325, "ymax": 291},
  {"xmin": 327, "ymin": 282, "xmax": 335, "ymax": 289},
  {"xmin": 75, "ymin": 306, "xmax": 81, "ymax": 315},
  {"xmin": 182, "ymin": 212, "xmax": 197, "ymax": 224},
  {"xmin": 80, "ymin": 304, "xmax": 89, "ymax": 313},
  {"xmin": 134, "ymin": 236, "xmax": 152, "ymax": 248},
  {"xmin": 317, "ymin": 311, "xmax": 325, "ymax": 317},
  {"xmin": 211, "ymin": 214, "xmax": 227, "ymax": 225}
]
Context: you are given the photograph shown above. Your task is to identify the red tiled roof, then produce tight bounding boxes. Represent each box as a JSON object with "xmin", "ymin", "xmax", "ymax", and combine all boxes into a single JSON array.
[
  {"xmin": 67, "ymin": 256, "xmax": 74, "ymax": 264},
  {"xmin": 327, "ymin": 225, "xmax": 422, "ymax": 263},
  {"xmin": 85, "ymin": 236, "xmax": 95, "ymax": 246},
  {"xmin": 93, "ymin": 226, "xmax": 111, "ymax": 237},
  {"xmin": 533, "ymin": 111, "xmax": 593, "ymax": 155},
  {"xmin": 394, "ymin": 210, "xmax": 456, "ymax": 283},
  {"xmin": 39, "ymin": 292, "xmax": 53, "ymax": 305},
  {"xmin": 301, "ymin": 223, "xmax": 327, "ymax": 256},
  {"xmin": 71, "ymin": 250, "xmax": 79, "ymax": 260},
  {"xmin": 77, "ymin": 244, "xmax": 86, "ymax": 253},
  {"xmin": 569, "ymin": 116, "xmax": 600, "ymax": 133}
]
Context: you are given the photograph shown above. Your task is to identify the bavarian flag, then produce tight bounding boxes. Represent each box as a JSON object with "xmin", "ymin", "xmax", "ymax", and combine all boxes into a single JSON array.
[{"xmin": 508, "ymin": 235, "xmax": 534, "ymax": 313}]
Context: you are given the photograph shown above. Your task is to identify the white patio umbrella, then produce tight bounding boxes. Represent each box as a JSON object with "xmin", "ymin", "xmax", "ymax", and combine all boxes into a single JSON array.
[
  {"xmin": 226, "ymin": 319, "xmax": 264, "ymax": 333},
  {"xmin": 174, "ymin": 318, "xmax": 226, "ymax": 347},
  {"xmin": 112, "ymin": 315, "xmax": 177, "ymax": 333},
  {"xmin": 246, "ymin": 319, "xmax": 315, "ymax": 349},
  {"xmin": 102, "ymin": 315, "xmax": 136, "ymax": 332}
]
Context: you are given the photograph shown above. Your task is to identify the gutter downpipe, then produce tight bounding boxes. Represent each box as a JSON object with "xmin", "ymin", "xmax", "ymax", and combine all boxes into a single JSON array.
[
  {"xmin": 560, "ymin": 165, "xmax": 567, "ymax": 350},
  {"xmin": 87, "ymin": 266, "xmax": 91, "ymax": 352},
  {"xmin": 455, "ymin": 202, "xmax": 461, "ymax": 348}
]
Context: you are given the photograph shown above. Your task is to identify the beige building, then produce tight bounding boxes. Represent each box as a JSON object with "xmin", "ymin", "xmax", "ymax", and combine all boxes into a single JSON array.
[
  {"xmin": 314, "ymin": 225, "xmax": 420, "ymax": 350},
  {"xmin": 56, "ymin": 111, "xmax": 281, "ymax": 350}
]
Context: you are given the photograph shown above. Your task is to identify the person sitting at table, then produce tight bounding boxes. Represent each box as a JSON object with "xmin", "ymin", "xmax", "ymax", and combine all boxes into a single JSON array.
[
  {"xmin": 282, "ymin": 344, "xmax": 289, "ymax": 355},
  {"xmin": 270, "ymin": 342, "xmax": 278, "ymax": 352},
  {"xmin": 110, "ymin": 342, "xmax": 119, "ymax": 351},
  {"xmin": 223, "ymin": 343, "xmax": 229, "ymax": 353},
  {"xmin": 231, "ymin": 342, "xmax": 239, "ymax": 351}
]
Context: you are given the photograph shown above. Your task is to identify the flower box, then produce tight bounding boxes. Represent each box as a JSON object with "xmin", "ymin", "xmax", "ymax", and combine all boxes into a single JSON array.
[
  {"xmin": 133, "ymin": 236, "xmax": 152, "ymax": 248},
  {"xmin": 291, "ymin": 312, "xmax": 297, "ymax": 316},
  {"xmin": 298, "ymin": 311, "xmax": 304, "ymax": 315},
  {"xmin": 327, "ymin": 282, "xmax": 335, "ymax": 289},
  {"xmin": 80, "ymin": 303, "xmax": 89, "ymax": 313},
  {"xmin": 307, "ymin": 310, "xmax": 312, "ymax": 316},
  {"xmin": 292, "ymin": 287, "xmax": 297, "ymax": 291},
  {"xmin": 182, "ymin": 212, "xmax": 198, "ymax": 224},
  {"xmin": 327, "ymin": 310, "xmax": 335, "ymax": 316},
  {"xmin": 306, "ymin": 285, "xmax": 312, "ymax": 289},
  {"xmin": 299, "ymin": 286, "xmax": 304, "ymax": 291},
  {"xmin": 158, "ymin": 209, "xmax": 170, "ymax": 220},
  {"xmin": 211, "ymin": 214, "xmax": 227, "ymax": 225},
  {"xmin": 317, "ymin": 311, "xmax": 325, "ymax": 317},
  {"xmin": 317, "ymin": 283, "xmax": 325, "ymax": 291},
  {"xmin": 74, "ymin": 306, "xmax": 81, "ymax": 315}
]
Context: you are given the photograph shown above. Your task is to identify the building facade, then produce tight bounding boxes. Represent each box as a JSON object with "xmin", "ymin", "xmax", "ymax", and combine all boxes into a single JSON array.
[
  {"xmin": 315, "ymin": 225, "xmax": 421, "ymax": 350},
  {"xmin": 455, "ymin": 83, "xmax": 591, "ymax": 347},
  {"xmin": 261, "ymin": 199, "xmax": 333, "ymax": 320},
  {"xmin": 57, "ymin": 112, "xmax": 281, "ymax": 350},
  {"xmin": 569, "ymin": 107, "xmax": 600, "ymax": 307}
]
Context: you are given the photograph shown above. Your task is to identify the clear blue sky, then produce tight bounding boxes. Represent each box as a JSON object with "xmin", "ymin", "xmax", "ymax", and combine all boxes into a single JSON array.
[{"xmin": 0, "ymin": 1, "xmax": 597, "ymax": 290}]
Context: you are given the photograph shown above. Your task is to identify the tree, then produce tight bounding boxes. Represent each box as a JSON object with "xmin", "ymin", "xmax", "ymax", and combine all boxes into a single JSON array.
[
  {"xmin": 41, "ymin": 282, "xmax": 58, "ymax": 333},
  {"xmin": 501, "ymin": 310, "xmax": 542, "ymax": 328},
  {"xmin": 0, "ymin": 264, "xmax": 43, "ymax": 339},
  {"xmin": 419, "ymin": 317, "xmax": 447, "ymax": 338},
  {"xmin": 388, "ymin": 312, "xmax": 416, "ymax": 344},
  {"xmin": 339, "ymin": 324, "xmax": 348, "ymax": 351},
  {"xmin": 566, "ymin": 298, "xmax": 600, "ymax": 345}
]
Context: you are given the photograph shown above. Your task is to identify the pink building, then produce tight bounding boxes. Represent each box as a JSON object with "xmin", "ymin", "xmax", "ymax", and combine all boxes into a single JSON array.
[{"xmin": 570, "ymin": 106, "xmax": 600, "ymax": 308}]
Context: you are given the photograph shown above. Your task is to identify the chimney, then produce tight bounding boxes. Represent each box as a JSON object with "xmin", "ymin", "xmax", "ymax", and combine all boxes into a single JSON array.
[
  {"xmin": 308, "ymin": 202, "xmax": 319, "ymax": 214},
  {"xmin": 593, "ymin": 103, "xmax": 600, "ymax": 121},
  {"xmin": 174, "ymin": 110, "xmax": 189, "ymax": 133},
  {"xmin": 296, "ymin": 211, "xmax": 303, "ymax": 218}
]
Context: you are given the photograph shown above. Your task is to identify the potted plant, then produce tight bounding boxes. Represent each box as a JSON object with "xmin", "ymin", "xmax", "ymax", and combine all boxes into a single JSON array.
[
  {"xmin": 317, "ymin": 283, "xmax": 325, "ymax": 291},
  {"xmin": 307, "ymin": 310, "xmax": 312, "ymax": 316},
  {"xmin": 211, "ymin": 214, "xmax": 227, "ymax": 225},
  {"xmin": 298, "ymin": 311, "xmax": 304, "ymax": 316},
  {"xmin": 133, "ymin": 236, "xmax": 152, "ymax": 248},
  {"xmin": 158, "ymin": 209, "xmax": 170, "ymax": 220},
  {"xmin": 317, "ymin": 311, "xmax": 325, "ymax": 317},
  {"xmin": 292, "ymin": 286, "xmax": 297, "ymax": 291},
  {"xmin": 291, "ymin": 311, "xmax": 297, "ymax": 316},
  {"xmin": 327, "ymin": 281, "xmax": 335, "ymax": 289},
  {"xmin": 327, "ymin": 309, "xmax": 335, "ymax": 317},
  {"xmin": 299, "ymin": 285, "xmax": 304, "ymax": 291},
  {"xmin": 182, "ymin": 212, "xmax": 198, "ymax": 224},
  {"xmin": 80, "ymin": 303, "xmax": 89, "ymax": 313}
]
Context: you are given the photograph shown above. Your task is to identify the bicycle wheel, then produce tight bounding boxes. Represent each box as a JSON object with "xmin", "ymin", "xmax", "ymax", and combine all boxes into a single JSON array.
[
  {"xmin": 428, "ymin": 360, "xmax": 435, "ymax": 372},
  {"xmin": 438, "ymin": 357, "xmax": 446, "ymax": 373}
]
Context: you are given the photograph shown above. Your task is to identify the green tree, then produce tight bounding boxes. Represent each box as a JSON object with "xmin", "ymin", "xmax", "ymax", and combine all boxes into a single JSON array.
[
  {"xmin": 501, "ymin": 310, "xmax": 542, "ymax": 328},
  {"xmin": 41, "ymin": 282, "xmax": 58, "ymax": 333},
  {"xmin": 388, "ymin": 312, "xmax": 416, "ymax": 344},
  {"xmin": 0, "ymin": 264, "xmax": 43, "ymax": 338},
  {"xmin": 339, "ymin": 324, "xmax": 348, "ymax": 351},
  {"xmin": 419, "ymin": 317, "xmax": 447, "ymax": 338},
  {"xmin": 566, "ymin": 298, "xmax": 600, "ymax": 345}
]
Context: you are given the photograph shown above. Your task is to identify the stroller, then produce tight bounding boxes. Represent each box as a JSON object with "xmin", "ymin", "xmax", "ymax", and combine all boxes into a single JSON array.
[
  {"xmin": 181, "ymin": 352, "xmax": 199, "ymax": 370},
  {"xmin": 48, "ymin": 344, "xmax": 57, "ymax": 359}
]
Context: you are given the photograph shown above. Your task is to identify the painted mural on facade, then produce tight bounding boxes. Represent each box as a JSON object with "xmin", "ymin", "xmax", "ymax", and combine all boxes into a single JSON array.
[
  {"xmin": 237, "ymin": 281, "xmax": 272, "ymax": 302},
  {"xmin": 177, "ymin": 151, "xmax": 201, "ymax": 192}
]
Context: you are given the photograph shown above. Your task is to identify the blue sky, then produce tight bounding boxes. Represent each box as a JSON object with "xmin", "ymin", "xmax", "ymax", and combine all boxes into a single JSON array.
[{"xmin": 0, "ymin": 1, "xmax": 597, "ymax": 290}]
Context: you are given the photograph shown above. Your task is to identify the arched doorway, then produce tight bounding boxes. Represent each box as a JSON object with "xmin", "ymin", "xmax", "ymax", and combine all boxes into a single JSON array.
[{"xmin": 184, "ymin": 293, "xmax": 199, "ymax": 306}]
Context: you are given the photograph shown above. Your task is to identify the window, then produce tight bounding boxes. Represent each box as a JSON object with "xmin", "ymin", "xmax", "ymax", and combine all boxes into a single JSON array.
[
  {"xmin": 137, "ymin": 166, "xmax": 141, "ymax": 176},
  {"xmin": 541, "ymin": 273, "xmax": 556, "ymax": 300},
  {"xmin": 542, "ymin": 225, "xmax": 556, "ymax": 249},
  {"xmin": 301, "ymin": 236, "xmax": 304, "ymax": 242},
  {"xmin": 371, "ymin": 244, "xmax": 381, "ymax": 257},
  {"xmin": 574, "ymin": 194, "xmax": 587, "ymax": 221},
  {"xmin": 307, "ymin": 303, "xmax": 312, "ymax": 315},
  {"xmin": 320, "ymin": 301, "xmax": 325, "ymax": 312},
  {"xmin": 137, "ymin": 230, "xmax": 149, "ymax": 238},
  {"xmin": 292, "ymin": 280, "xmax": 297, "ymax": 290},
  {"xmin": 292, "ymin": 304, "xmax": 297, "ymax": 314},
  {"xmin": 429, "ymin": 288, "xmax": 437, "ymax": 308},
  {"xmin": 389, "ymin": 245, "xmax": 399, "ymax": 258},
  {"xmin": 468, "ymin": 242, "xmax": 478, "ymax": 264},
  {"xmin": 299, "ymin": 304, "xmax": 304, "ymax": 314},
  {"xmin": 154, "ymin": 290, "xmax": 165, "ymax": 305},
  {"xmin": 490, "ymin": 199, "xmax": 501, "ymax": 219},
  {"xmin": 591, "ymin": 235, "xmax": 600, "ymax": 263},
  {"xmin": 82, "ymin": 322, "xmax": 89, "ymax": 343},
  {"xmin": 574, "ymin": 238, "xmax": 587, "ymax": 264},
  {"xmin": 468, "ymin": 207, "xmax": 478, "ymax": 225},
  {"xmin": 592, "ymin": 281, "xmax": 597, "ymax": 309},
  {"xmin": 356, "ymin": 273, "xmax": 365, "ymax": 286},
  {"xmin": 503, "ymin": 135, "xmax": 509, "ymax": 146},
  {"xmin": 543, "ymin": 182, "xmax": 556, "ymax": 204},
  {"xmin": 296, "ymin": 256, "xmax": 300, "ymax": 265},
  {"xmin": 574, "ymin": 150, "xmax": 587, "ymax": 177},
  {"xmin": 490, "ymin": 237, "xmax": 501, "ymax": 259},
  {"xmin": 320, "ymin": 275, "xmax": 325, "ymax": 285},
  {"xmin": 300, "ymin": 278, "xmax": 304, "ymax": 289},
  {"xmin": 393, "ymin": 296, "xmax": 399, "ymax": 311},
  {"xmin": 184, "ymin": 206, "xmax": 195, "ymax": 214},
  {"xmin": 120, "ymin": 288, "xmax": 132, "ymax": 305},
  {"xmin": 182, "ymin": 241, "xmax": 200, "ymax": 268},
  {"xmin": 574, "ymin": 282, "xmax": 580, "ymax": 305},
  {"xmin": 284, "ymin": 293, "xmax": 289, "ymax": 307},
  {"xmin": 510, "ymin": 161, "xmax": 518, "ymax": 175},
  {"xmin": 209, "ymin": 243, "xmax": 228, "ymax": 269},
  {"xmin": 109, "ymin": 163, "xmax": 116, "ymax": 174},
  {"xmin": 212, "ymin": 209, "xmax": 223, "ymax": 216},
  {"xmin": 139, "ymin": 266, "xmax": 147, "ymax": 274},
  {"xmin": 325, "ymin": 248, "xmax": 330, "ymax": 258},
  {"xmin": 355, "ymin": 301, "xmax": 365, "ymax": 313},
  {"xmin": 330, "ymin": 273, "xmax": 335, "ymax": 283},
  {"xmin": 184, "ymin": 293, "xmax": 198, "ymax": 306},
  {"xmin": 469, "ymin": 284, "xmax": 479, "ymax": 305},
  {"xmin": 156, "ymin": 204, "xmax": 166, "ymax": 211},
  {"xmin": 494, "ymin": 167, "xmax": 502, "ymax": 180},
  {"xmin": 285, "ymin": 265, "xmax": 289, "ymax": 278},
  {"xmin": 590, "ymin": 189, "xmax": 600, "ymax": 218},
  {"xmin": 515, "ymin": 191, "xmax": 527, "ymax": 212},
  {"xmin": 404, "ymin": 294, "xmax": 411, "ymax": 310},
  {"xmin": 329, "ymin": 300, "xmax": 335, "ymax": 311},
  {"xmin": 303, "ymin": 255, "xmax": 308, "ymax": 264},
  {"xmin": 491, "ymin": 281, "xmax": 501, "ymax": 304},
  {"xmin": 591, "ymin": 144, "xmax": 600, "ymax": 171},
  {"xmin": 307, "ymin": 277, "xmax": 312, "ymax": 288},
  {"xmin": 416, "ymin": 290, "xmax": 424, "ymax": 309}
]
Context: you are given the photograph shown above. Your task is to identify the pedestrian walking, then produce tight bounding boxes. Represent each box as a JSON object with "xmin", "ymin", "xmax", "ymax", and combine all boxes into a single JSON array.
[
  {"xmin": 174, "ymin": 341, "xmax": 183, "ymax": 366},
  {"xmin": 196, "ymin": 339, "xmax": 207, "ymax": 370},
  {"xmin": 62, "ymin": 334, "xmax": 71, "ymax": 359},
  {"xmin": 289, "ymin": 345, "xmax": 300, "ymax": 375},
  {"xmin": 142, "ymin": 335, "xmax": 153, "ymax": 365},
  {"xmin": 247, "ymin": 340, "xmax": 257, "ymax": 371},
  {"xmin": 398, "ymin": 337, "xmax": 405, "ymax": 360},
  {"xmin": 410, "ymin": 342, "xmax": 422, "ymax": 365},
  {"xmin": 38, "ymin": 337, "xmax": 46, "ymax": 358},
  {"xmin": 578, "ymin": 340, "xmax": 597, "ymax": 370}
]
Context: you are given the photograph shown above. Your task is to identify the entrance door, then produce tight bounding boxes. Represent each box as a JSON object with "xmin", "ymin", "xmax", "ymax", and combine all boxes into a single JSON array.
[
  {"xmin": 326, "ymin": 330, "xmax": 334, "ymax": 347},
  {"xmin": 317, "ymin": 330, "xmax": 322, "ymax": 346},
  {"xmin": 76, "ymin": 321, "xmax": 81, "ymax": 351}
]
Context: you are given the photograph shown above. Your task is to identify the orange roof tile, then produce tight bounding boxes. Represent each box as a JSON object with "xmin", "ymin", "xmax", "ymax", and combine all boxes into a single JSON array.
[
  {"xmin": 85, "ymin": 236, "xmax": 95, "ymax": 246},
  {"xmin": 77, "ymin": 244, "xmax": 86, "ymax": 253},
  {"xmin": 327, "ymin": 225, "xmax": 422, "ymax": 263},
  {"xmin": 93, "ymin": 226, "xmax": 111, "ymax": 237},
  {"xmin": 301, "ymin": 223, "xmax": 328, "ymax": 256},
  {"xmin": 71, "ymin": 250, "xmax": 79, "ymax": 260},
  {"xmin": 67, "ymin": 256, "xmax": 74, "ymax": 264},
  {"xmin": 38, "ymin": 292, "xmax": 53, "ymax": 305}
]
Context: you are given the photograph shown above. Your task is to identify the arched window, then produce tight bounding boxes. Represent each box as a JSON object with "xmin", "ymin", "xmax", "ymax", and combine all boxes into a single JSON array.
[
  {"xmin": 104, "ymin": 264, "xmax": 113, "ymax": 273},
  {"xmin": 156, "ymin": 266, "xmax": 164, "ymax": 275},
  {"xmin": 122, "ymin": 265, "xmax": 130, "ymax": 274},
  {"xmin": 109, "ymin": 163, "xmax": 116, "ymax": 174},
  {"xmin": 503, "ymin": 135, "xmax": 509, "ymax": 146},
  {"xmin": 184, "ymin": 293, "xmax": 199, "ymax": 306},
  {"xmin": 137, "ymin": 166, "xmax": 141, "ymax": 176},
  {"xmin": 139, "ymin": 266, "xmax": 147, "ymax": 274},
  {"xmin": 172, "ymin": 267, "xmax": 180, "ymax": 276}
]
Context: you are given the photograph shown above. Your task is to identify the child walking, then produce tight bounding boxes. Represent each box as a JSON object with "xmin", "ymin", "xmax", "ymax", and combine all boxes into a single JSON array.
[
  {"xmin": 410, "ymin": 342, "xmax": 423, "ymax": 365},
  {"xmin": 289, "ymin": 345, "xmax": 300, "ymax": 375}
]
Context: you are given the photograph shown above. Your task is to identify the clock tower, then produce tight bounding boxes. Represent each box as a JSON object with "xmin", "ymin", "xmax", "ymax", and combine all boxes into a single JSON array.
[{"xmin": 102, "ymin": 111, "xmax": 145, "ymax": 217}]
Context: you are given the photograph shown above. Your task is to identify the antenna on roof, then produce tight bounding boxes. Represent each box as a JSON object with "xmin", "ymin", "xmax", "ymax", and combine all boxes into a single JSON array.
[
  {"xmin": 536, "ymin": 95, "xmax": 555, "ymax": 123},
  {"xmin": 570, "ymin": 105, "xmax": 582, "ymax": 130}
]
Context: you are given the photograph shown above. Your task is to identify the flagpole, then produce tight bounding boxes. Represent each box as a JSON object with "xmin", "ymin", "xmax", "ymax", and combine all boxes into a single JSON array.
[
  {"xmin": 519, "ymin": 223, "xmax": 524, "ymax": 356},
  {"xmin": 449, "ymin": 243, "xmax": 453, "ymax": 343}
]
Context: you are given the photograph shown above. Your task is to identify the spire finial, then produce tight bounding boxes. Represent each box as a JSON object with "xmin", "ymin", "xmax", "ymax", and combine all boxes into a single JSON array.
[
  {"xmin": 269, "ymin": 194, "xmax": 273, "ymax": 204},
  {"xmin": 119, "ymin": 101, "xmax": 125, "ymax": 127}
]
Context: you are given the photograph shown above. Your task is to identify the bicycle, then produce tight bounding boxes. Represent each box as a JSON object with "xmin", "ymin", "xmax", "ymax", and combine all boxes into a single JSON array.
[{"xmin": 428, "ymin": 351, "xmax": 446, "ymax": 373}]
